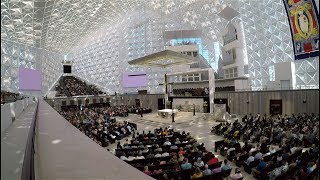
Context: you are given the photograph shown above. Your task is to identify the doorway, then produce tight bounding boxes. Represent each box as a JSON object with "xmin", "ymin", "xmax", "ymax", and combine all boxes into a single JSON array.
[
  {"xmin": 158, "ymin": 98, "xmax": 165, "ymax": 110},
  {"xmin": 270, "ymin": 99, "xmax": 282, "ymax": 115},
  {"xmin": 214, "ymin": 98, "xmax": 229, "ymax": 113},
  {"xmin": 203, "ymin": 97, "xmax": 210, "ymax": 113},
  {"xmin": 135, "ymin": 99, "xmax": 140, "ymax": 107}
]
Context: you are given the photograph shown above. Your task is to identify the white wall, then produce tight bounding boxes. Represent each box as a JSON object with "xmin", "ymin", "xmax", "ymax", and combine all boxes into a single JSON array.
[
  {"xmin": 173, "ymin": 98, "xmax": 204, "ymax": 112},
  {"xmin": 221, "ymin": 22, "xmax": 248, "ymax": 78},
  {"xmin": 273, "ymin": 62, "xmax": 295, "ymax": 89},
  {"xmin": 166, "ymin": 45, "xmax": 198, "ymax": 52},
  {"xmin": 170, "ymin": 82, "xmax": 209, "ymax": 90},
  {"xmin": 215, "ymin": 80, "xmax": 235, "ymax": 87},
  {"xmin": 208, "ymin": 68, "xmax": 215, "ymax": 113},
  {"xmin": 235, "ymin": 79, "xmax": 249, "ymax": 90}
]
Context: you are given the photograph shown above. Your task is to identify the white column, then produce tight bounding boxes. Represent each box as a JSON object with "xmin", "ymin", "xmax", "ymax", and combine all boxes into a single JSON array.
[{"xmin": 208, "ymin": 68, "xmax": 215, "ymax": 113}]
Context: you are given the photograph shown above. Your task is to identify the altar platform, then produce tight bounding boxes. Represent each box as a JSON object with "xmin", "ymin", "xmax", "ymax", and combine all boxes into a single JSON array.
[{"xmin": 157, "ymin": 109, "xmax": 179, "ymax": 118}]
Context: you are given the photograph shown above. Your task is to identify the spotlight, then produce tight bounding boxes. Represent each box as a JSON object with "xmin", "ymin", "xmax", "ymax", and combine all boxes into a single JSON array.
[{"xmin": 303, "ymin": 99, "xmax": 306, "ymax": 103}]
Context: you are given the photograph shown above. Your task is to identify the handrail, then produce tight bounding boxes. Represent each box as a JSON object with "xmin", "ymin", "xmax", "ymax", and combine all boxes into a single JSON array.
[{"xmin": 21, "ymin": 100, "xmax": 39, "ymax": 180}]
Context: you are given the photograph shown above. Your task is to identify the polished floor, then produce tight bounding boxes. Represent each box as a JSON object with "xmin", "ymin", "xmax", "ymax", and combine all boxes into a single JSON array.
[{"xmin": 114, "ymin": 113, "xmax": 256, "ymax": 180}]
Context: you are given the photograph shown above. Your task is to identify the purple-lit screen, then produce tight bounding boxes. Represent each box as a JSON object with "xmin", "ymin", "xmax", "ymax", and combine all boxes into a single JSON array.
[
  {"xmin": 19, "ymin": 67, "xmax": 42, "ymax": 90},
  {"xmin": 122, "ymin": 72, "xmax": 147, "ymax": 88}
]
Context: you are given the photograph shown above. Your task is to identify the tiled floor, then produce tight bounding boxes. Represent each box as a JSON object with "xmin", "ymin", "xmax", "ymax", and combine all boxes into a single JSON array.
[{"xmin": 111, "ymin": 113, "xmax": 256, "ymax": 180}]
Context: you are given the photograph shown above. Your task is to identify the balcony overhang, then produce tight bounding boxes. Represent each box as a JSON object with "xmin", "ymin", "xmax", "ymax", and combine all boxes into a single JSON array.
[{"xmin": 128, "ymin": 50, "xmax": 194, "ymax": 68}]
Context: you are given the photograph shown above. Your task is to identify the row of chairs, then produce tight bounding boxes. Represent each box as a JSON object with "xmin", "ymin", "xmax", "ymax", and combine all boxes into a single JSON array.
[
  {"xmin": 131, "ymin": 133, "xmax": 189, "ymax": 143},
  {"xmin": 150, "ymin": 166, "xmax": 233, "ymax": 180},
  {"xmin": 246, "ymin": 149, "xmax": 302, "ymax": 176}
]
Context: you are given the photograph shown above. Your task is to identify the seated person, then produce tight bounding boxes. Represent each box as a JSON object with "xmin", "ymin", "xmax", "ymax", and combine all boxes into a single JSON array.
[
  {"xmin": 155, "ymin": 152, "xmax": 162, "ymax": 158},
  {"xmin": 256, "ymin": 158, "xmax": 268, "ymax": 173},
  {"xmin": 136, "ymin": 151, "xmax": 145, "ymax": 159},
  {"xmin": 281, "ymin": 150, "xmax": 290, "ymax": 160},
  {"xmin": 178, "ymin": 154, "xmax": 185, "ymax": 162},
  {"xmin": 276, "ymin": 153, "xmax": 283, "ymax": 162},
  {"xmin": 153, "ymin": 169, "xmax": 163, "ymax": 174},
  {"xmin": 162, "ymin": 151, "xmax": 170, "ymax": 157},
  {"xmin": 127, "ymin": 153, "xmax": 135, "ymax": 161},
  {"xmin": 146, "ymin": 152, "xmax": 155, "ymax": 159},
  {"xmin": 230, "ymin": 168, "xmax": 243, "ymax": 180},
  {"xmin": 194, "ymin": 157, "xmax": 204, "ymax": 168},
  {"xmin": 245, "ymin": 152, "xmax": 255, "ymax": 165},
  {"xmin": 242, "ymin": 141, "xmax": 253, "ymax": 153},
  {"xmin": 137, "ymin": 142, "xmax": 144, "ymax": 149},
  {"xmin": 175, "ymin": 138, "xmax": 181, "ymax": 144},
  {"xmin": 227, "ymin": 147, "xmax": 236, "ymax": 156},
  {"xmin": 120, "ymin": 152, "xmax": 128, "ymax": 161},
  {"xmin": 143, "ymin": 166, "xmax": 152, "ymax": 175},
  {"xmin": 142, "ymin": 146, "xmax": 149, "ymax": 153},
  {"xmin": 170, "ymin": 144, "xmax": 178, "ymax": 150},
  {"xmin": 163, "ymin": 174, "xmax": 169, "ymax": 180},
  {"xmin": 154, "ymin": 144, "xmax": 163, "ymax": 152},
  {"xmin": 178, "ymin": 147, "xmax": 186, "ymax": 155},
  {"xmin": 254, "ymin": 151, "xmax": 263, "ymax": 160},
  {"xmin": 170, "ymin": 155, "xmax": 178, "ymax": 164},
  {"xmin": 207, "ymin": 154, "xmax": 219, "ymax": 165},
  {"xmin": 307, "ymin": 162, "xmax": 317, "ymax": 174},
  {"xmin": 212, "ymin": 166, "xmax": 222, "ymax": 174},
  {"xmin": 221, "ymin": 159, "xmax": 232, "ymax": 172},
  {"xmin": 268, "ymin": 161, "xmax": 288, "ymax": 180},
  {"xmin": 191, "ymin": 167, "xmax": 203, "ymax": 179},
  {"xmin": 202, "ymin": 164, "xmax": 212, "ymax": 176},
  {"xmin": 163, "ymin": 138, "xmax": 171, "ymax": 146},
  {"xmin": 181, "ymin": 158, "xmax": 192, "ymax": 170},
  {"xmin": 288, "ymin": 159, "xmax": 297, "ymax": 170}
]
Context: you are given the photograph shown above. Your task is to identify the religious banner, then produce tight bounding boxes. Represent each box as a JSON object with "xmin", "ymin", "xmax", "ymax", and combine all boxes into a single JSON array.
[{"xmin": 283, "ymin": 0, "xmax": 319, "ymax": 60}]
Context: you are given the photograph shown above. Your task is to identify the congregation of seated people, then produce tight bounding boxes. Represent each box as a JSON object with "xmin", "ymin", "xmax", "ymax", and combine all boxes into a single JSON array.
[
  {"xmin": 1, "ymin": 91, "xmax": 25, "ymax": 104},
  {"xmin": 55, "ymin": 76, "xmax": 102, "ymax": 97},
  {"xmin": 127, "ymin": 105, "xmax": 152, "ymax": 114},
  {"xmin": 85, "ymin": 104, "xmax": 152, "ymax": 117},
  {"xmin": 59, "ymin": 106, "xmax": 137, "ymax": 146},
  {"xmin": 115, "ymin": 127, "xmax": 240, "ymax": 180},
  {"xmin": 85, "ymin": 104, "xmax": 130, "ymax": 117},
  {"xmin": 212, "ymin": 113, "xmax": 319, "ymax": 180}
]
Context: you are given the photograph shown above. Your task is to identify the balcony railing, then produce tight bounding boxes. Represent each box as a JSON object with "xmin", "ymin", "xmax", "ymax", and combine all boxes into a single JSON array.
[{"xmin": 223, "ymin": 36, "xmax": 237, "ymax": 45}]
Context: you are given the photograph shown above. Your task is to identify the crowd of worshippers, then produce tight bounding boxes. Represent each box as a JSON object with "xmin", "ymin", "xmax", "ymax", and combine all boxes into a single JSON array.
[
  {"xmin": 59, "ymin": 106, "xmax": 137, "ymax": 146},
  {"xmin": 85, "ymin": 105, "xmax": 130, "ymax": 117},
  {"xmin": 127, "ymin": 105, "xmax": 152, "ymax": 114},
  {"xmin": 115, "ymin": 127, "xmax": 244, "ymax": 180},
  {"xmin": 55, "ymin": 84, "xmax": 65, "ymax": 97},
  {"xmin": 1, "ymin": 91, "xmax": 25, "ymax": 104},
  {"xmin": 55, "ymin": 76, "xmax": 102, "ymax": 97},
  {"xmin": 82, "ymin": 104, "xmax": 152, "ymax": 117},
  {"xmin": 64, "ymin": 76, "xmax": 100, "ymax": 96},
  {"xmin": 212, "ymin": 113, "xmax": 319, "ymax": 180}
]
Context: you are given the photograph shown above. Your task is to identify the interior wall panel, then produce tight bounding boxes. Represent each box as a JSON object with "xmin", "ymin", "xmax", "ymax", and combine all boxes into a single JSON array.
[{"xmin": 215, "ymin": 89, "xmax": 319, "ymax": 116}]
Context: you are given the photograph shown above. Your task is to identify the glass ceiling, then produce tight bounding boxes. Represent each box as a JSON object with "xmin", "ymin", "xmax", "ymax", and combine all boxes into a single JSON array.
[
  {"xmin": 1, "ymin": 0, "xmax": 319, "ymax": 92},
  {"xmin": 1, "ymin": 0, "xmax": 144, "ymax": 53},
  {"xmin": 1, "ymin": 0, "xmax": 230, "ymax": 53}
]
